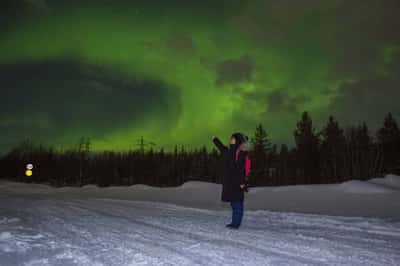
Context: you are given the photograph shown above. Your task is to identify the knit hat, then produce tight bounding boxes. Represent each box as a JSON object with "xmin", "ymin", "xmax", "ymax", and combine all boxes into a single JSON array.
[{"xmin": 231, "ymin": 132, "xmax": 248, "ymax": 146}]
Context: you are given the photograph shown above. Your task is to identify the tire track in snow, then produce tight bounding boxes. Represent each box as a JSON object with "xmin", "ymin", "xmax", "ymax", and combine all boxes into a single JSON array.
[
  {"xmin": 1, "ymin": 194, "xmax": 400, "ymax": 266},
  {"xmin": 53, "ymin": 200, "xmax": 213, "ymax": 266},
  {"xmin": 66, "ymin": 200, "xmax": 331, "ymax": 265},
  {"xmin": 74, "ymin": 199, "xmax": 400, "ymax": 266}
]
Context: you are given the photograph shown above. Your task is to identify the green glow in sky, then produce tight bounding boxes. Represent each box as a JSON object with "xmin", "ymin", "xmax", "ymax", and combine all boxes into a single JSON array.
[{"xmin": 1, "ymin": 0, "xmax": 399, "ymax": 152}]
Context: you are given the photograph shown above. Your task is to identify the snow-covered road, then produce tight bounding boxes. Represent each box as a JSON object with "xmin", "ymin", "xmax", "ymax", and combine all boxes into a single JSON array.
[{"xmin": 1, "ymin": 192, "xmax": 400, "ymax": 266}]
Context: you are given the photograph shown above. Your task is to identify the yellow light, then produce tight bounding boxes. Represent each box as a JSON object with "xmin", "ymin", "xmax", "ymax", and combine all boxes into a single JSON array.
[{"xmin": 25, "ymin": 170, "xmax": 33, "ymax": 177}]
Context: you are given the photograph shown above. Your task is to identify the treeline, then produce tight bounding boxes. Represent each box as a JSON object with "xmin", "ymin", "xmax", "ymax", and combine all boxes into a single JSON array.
[
  {"xmin": 0, "ymin": 112, "xmax": 399, "ymax": 187},
  {"xmin": 251, "ymin": 112, "xmax": 400, "ymax": 186}
]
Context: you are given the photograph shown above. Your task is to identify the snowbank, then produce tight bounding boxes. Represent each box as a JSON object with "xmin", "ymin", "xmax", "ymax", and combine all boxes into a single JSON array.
[
  {"xmin": 369, "ymin": 174, "xmax": 400, "ymax": 189},
  {"xmin": 247, "ymin": 175, "xmax": 400, "ymax": 219},
  {"xmin": 338, "ymin": 180, "xmax": 397, "ymax": 194},
  {"xmin": 1, "ymin": 175, "xmax": 400, "ymax": 219}
]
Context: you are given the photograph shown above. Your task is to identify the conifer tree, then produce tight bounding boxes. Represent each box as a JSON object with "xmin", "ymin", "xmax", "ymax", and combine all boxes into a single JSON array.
[{"xmin": 294, "ymin": 112, "xmax": 320, "ymax": 184}]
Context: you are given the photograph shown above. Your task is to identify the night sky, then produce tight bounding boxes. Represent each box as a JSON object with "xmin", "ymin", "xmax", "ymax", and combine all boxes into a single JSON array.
[{"xmin": 1, "ymin": 0, "xmax": 399, "ymax": 152}]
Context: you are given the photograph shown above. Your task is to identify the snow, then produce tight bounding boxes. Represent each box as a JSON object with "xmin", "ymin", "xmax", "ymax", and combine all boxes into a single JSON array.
[
  {"xmin": 338, "ymin": 180, "xmax": 397, "ymax": 194},
  {"xmin": 369, "ymin": 174, "xmax": 400, "ymax": 189},
  {"xmin": 0, "ymin": 175, "xmax": 400, "ymax": 265}
]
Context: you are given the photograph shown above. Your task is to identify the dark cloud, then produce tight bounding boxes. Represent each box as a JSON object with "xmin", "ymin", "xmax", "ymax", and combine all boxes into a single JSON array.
[
  {"xmin": 230, "ymin": 0, "xmax": 332, "ymax": 45},
  {"xmin": 331, "ymin": 0, "xmax": 400, "ymax": 78},
  {"xmin": 265, "ymin": 91, "xmax": 308, "ymax": 113},
  {"xmin": 232, "ymin": 0, "xmax": 400, "ymax": 127},
  {"xmin": 334, "ymin": 0, "xmax": 400, "ymax": 43},
  {"xmin": 0, "ymin": 0, "xmax": 55, "ymax": 35},
  {"xmin": 164, "ymin": 33, "xmax": 196, "ymax": 55},
  {"xmin": 239, "ymin": 88, "xmax": 309, "ymax": 114},
  {"xmin": 229, "ymin": 87, "xmax": 311, "ymax": 146},
  {"xmin": 0, "ymin": 1, "xmax": 31, "ymax": 32},
  {"xmin": 24, "ymin": 0, "xmax": 49, "ymax": 11},
  {"xmin": 0, "ymin": 60, "xmax": 182, "ymax": 150},
  {"xmin": 265, "ymin": 91, "xmax": 285, "ymax": 112},
  {"xmin": 216, "ymin": 55, "xmax": 253, "ymax": 85},
  {"xmin": 327, "ymin": 45, "xmax": 400, "ymax": 129},
  {"xmin": 231, "ymin": 0, "xmax": 400, "ymax": 81},
  {"xmin": 260, "ymin": 0, "xmax": 326, "ymax": 23},
  {"xmin": 328, "ymin": 75, "xmax": 400, "ymax": 130}
]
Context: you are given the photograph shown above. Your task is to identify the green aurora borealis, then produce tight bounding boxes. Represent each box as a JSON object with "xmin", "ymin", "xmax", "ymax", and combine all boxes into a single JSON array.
[{"xmin": 1, "ymin": 0, "xmax": 399, "ymax": 152}]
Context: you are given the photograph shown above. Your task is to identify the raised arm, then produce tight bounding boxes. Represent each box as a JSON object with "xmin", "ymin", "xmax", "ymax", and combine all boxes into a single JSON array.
[{"xmin": 212, "ymin": 136, "xmax": 227, "ymax": 153}]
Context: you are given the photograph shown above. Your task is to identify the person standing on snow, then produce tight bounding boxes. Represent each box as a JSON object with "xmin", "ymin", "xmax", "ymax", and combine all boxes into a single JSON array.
[{"xmin": 212, "ymin": 133, "xmax": 251, "ymax": 229}]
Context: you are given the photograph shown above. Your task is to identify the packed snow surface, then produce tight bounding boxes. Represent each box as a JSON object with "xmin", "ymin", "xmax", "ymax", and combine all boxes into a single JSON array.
[{"xmin": 0, "ymin": 175, "xmax": 400, "ymax": 265}]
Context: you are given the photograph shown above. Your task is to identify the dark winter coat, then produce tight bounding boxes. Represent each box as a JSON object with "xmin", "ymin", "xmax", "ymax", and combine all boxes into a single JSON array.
[{"xmin": 213, "ymin": 137, "xmax": 249, "ymax": 202}]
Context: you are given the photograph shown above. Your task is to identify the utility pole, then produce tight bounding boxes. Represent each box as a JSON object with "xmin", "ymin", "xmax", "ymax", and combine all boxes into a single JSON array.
[{"xmin": 136, "ymin": 136, "xmax": 156, "ymax": 154}]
